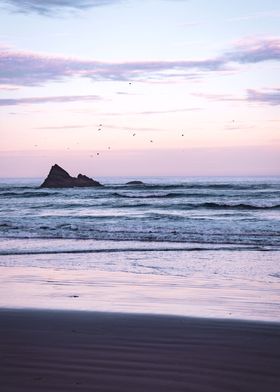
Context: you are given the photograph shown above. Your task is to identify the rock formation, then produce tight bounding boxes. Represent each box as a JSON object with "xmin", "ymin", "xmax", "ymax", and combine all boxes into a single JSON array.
[
  {"xmin": 126, "ymin": 180, "xmax": 145, "ymax": 185},
  {"xmin": 40, "ymin": 164, "xmax": 102, "ymax": 188}
]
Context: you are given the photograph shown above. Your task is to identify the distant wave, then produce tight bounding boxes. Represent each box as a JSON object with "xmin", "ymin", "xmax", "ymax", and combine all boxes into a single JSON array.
[
  {"xmin": 111, "ymin": 183, "xmax": 280, "ymax": 191},
  {"xmin": 113, "ymin": 192, "xmax": 226, "ymax": 199},
  {"xmin": 1, "ymin": 187, "xmax": 279, "ymax": 200},
  {"xmin": 113, "ymin": 192, "xmax": 172, "ymax": 199},
  {"xmin": 187, "ymin": 202, "xmax": 280, "ymax": 210},
  {"xmin": 1, "ymin": 200, "xmax": 279, "ymax": 213},
  {"xmin": 106, "ymin": 201, "xmax": 279, "ymax": 210},
  {"xmin": 269, "ymin": 273, "xmax": 280, "ymax": 279},
  {"xmin": 1, "ymin": 227, "xmax": 279, "ymax": 247},
  {"xmin": 1, "ymin": 183, "xmax": 279, "ymax": 197},
  {"xmin": 112, "ymin": 191, "xmax": 280, "ymax": 200},
  {"xmin": 0, "ymin": 191, "xmax": 61, "ymax": 198},
  {"xmin": 0, "ymin": 245, "xmax": 271, "ymax": 256}
]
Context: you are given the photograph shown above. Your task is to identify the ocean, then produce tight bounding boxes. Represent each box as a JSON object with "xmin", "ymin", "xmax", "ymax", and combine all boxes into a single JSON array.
[{"xmin": 0, "ymin": 176, "xmax": 279, "ymax": 321}]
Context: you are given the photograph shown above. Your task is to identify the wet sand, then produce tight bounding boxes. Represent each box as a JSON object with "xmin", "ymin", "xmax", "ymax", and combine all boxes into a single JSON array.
[{"xmin": 0, "ymin": 309, "xmax": 279, "ymax": 392}]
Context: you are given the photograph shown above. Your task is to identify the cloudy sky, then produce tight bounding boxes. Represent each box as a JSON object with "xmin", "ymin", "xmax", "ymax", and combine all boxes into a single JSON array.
[{"xmin": 0, "ymin": 0, "xmax": 279, "ymax": 177}]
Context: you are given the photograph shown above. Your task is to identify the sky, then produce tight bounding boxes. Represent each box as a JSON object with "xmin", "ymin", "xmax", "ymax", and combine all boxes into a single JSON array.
[{"xmin": 0, "ymin": 0, "xmax": 279, "ymax": 177}]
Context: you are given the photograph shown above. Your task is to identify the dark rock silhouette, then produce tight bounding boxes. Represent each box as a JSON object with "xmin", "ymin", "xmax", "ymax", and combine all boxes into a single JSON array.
[
  {"xmin": 126, "ymin": 180, "xmax": 145, "ymax": 185},
  {"xmin": 40, "ymin": 164, "xmax": 102, "ymax": 188}
]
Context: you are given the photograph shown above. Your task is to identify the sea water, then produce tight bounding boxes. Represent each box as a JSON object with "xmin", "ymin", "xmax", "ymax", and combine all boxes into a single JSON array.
[{"xmin": 0, "ymin": 176, "xmax": 279, "ymax": 320}]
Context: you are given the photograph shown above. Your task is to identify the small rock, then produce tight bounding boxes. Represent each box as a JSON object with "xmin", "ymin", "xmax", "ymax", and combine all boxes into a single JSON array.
[{"xmin": 126, "ymin": 180, "xmax": 145, "ymax": 185}]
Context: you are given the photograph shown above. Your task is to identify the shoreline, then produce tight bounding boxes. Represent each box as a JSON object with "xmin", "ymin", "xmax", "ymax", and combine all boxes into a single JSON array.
[
  {"xmin": 1, "ymin": 259, "xmax": 279, "ymax": 322},
  {"xmin": 1, "ymin": 308, "xmax": 280, "ymax": 391}
]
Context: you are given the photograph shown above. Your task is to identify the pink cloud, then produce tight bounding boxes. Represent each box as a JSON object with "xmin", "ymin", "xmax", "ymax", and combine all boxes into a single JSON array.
[
  {"xmin": 193, "ymin": 88, "xmax": 280, "ymax": 106},
  {"xmin": 247, "ymin": 88, "xmax": 280, "ymax": 105},
  {"xmin": 0, "ymin": 95, "xmax": 101, "ymax": 106},
  {"xmin": 1, "ymin": 0, "xmax": 122, "ymax": 15},
  {"xmin": 0, "ymin": 37, "xmax": 279, "ymax": 87},
  {"xmin": 0, "ymin": 47, "xmax": 225, "ymax": 86},
  {"xmin": 226, "ymin": 37, "xmax": 280, "ymax": 63},
  {"xmin": 192, "ymin": 92, "xmax": 242, "ymax": 102}
]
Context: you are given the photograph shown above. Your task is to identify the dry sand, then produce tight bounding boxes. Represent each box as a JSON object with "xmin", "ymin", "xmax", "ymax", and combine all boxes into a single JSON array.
[{"xmin": 0, "ymin": 309, "xmax": 279, "ymax": 392}]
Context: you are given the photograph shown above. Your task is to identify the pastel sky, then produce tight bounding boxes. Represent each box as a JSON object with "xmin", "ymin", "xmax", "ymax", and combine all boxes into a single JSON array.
[{"xmin": 0, "ymin": 0, "xmax": 279, "ymax": 177}]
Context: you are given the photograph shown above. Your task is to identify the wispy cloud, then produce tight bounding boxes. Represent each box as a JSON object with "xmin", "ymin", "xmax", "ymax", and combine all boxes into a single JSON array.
[
  {"xmin": 247, "ymin": 88, "xmax": 280, "ymax": 105},
  {"xmin": 180, "ymin": 21, "xmax": 199, "ymax": 28},
  {"xmin": 101, "ymin": 107, "xmax": 202, "ymax": 116},
  {"xmin": 226, "ymin": 37, "xmax": 280, "ymax": 63},
  {"xmin": 0, "ymin": 84, "xmax": 19, "ymax": 91},
  {"xmin": 194, "ymin": 88, "xmax": 280, "ymax": 106},
  {"xmin": 0, "ymin": 37, "xmax": 279, "ymax": 87},
  {"xmin": 35, "ymin": 123, "xmax": 168, "ymax": 132},
  {"xmin": 192, "ymin": 92, "xmax": 241, "ymax": 102},
  {"xmin": 135, "ymin": 107, "xmax": 201, "ymax": 115},
  {"xmin": 0, "ymin": 47, "xmax": 225, "ymax": 86},
  {"xmin": 0, "ymin": 94, "xmax": 100, "ymax": 106},
  {"xmin": 35, "ymin": 125, "xmax": 90, "ymax": 130},
  {"xmin": 1, "ymin": 0, "xmax": 122, "ymax": 15},
  {"xmin": 2, "ymin": 0, "xmax": 189, "ymax": 15},
  {"xmin": 95, "ymin": 124, "xmax": 167, "ymax": 132},
  {"xmin": 228, "ymin": 10, "xmax": 280, "ymax": 22}
]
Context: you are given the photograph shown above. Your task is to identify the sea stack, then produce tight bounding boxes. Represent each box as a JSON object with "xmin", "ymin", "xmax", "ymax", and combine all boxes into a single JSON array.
[
  {"xmin": 126, "ymin": 181, "xmax": 145, "ymax": 185},
  {"xmin": 40, "ymin": 164, "xmax": 102, "ymax": 188}
]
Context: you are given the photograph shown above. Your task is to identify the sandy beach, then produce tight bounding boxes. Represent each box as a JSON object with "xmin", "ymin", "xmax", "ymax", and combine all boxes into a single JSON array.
[{"xmin": 0, "ymin": 309, "xmax": 279, "ymax": 392}]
